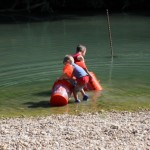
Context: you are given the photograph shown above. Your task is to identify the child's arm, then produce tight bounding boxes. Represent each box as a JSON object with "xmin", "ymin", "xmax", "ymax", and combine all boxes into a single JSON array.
[
  {"xmin": 84, "ymin": 67, "xmax": 92, "ymax": 78},
  {"xmin": 76, "ymin": 61, "xmax": 92, "ymax": 78}
]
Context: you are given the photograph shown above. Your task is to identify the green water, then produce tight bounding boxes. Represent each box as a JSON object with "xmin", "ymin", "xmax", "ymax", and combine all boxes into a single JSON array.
[{"xmin": 0, "ymin": 14, "xmax": 150, "ymax": 117}]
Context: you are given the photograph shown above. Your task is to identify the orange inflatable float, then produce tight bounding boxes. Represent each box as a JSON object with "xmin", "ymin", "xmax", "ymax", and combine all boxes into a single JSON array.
[
  {"xmin": 84, "ymin": 72, "xmax": 103, "ymax": 91},
  {"xmin": 50, "ymin": 79, "xmax": 73, "ymax": 106},
  {"xmin": 50, "ymin": 72, "xmax": 102, "ymax": 106}
]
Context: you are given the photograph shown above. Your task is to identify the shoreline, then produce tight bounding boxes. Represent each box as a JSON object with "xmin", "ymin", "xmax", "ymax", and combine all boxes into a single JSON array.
[{"xmin": 0, "ymin": 111, "xmax": 150, "ymax": 149}]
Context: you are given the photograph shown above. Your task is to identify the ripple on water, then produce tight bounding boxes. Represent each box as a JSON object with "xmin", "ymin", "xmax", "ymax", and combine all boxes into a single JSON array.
[{"xmin": 0, "ymin": 61, "xmax": 62, "ymax": 87}]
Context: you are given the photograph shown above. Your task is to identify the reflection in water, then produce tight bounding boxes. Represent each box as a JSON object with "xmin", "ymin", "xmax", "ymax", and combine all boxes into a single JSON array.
[
  {"xmin": 62, "ymin": 104, "xmax": 69, "ymax": 114},
  {"xmin": 72, "ymin": 91, "xmax": 102, "ymax": 113},
  {"xmin": 109, "ymin": 57, "xmax": 114, "ymax": 83},
  {"xmin": 91, "ymin": 91, "xmax": 102, "ymax": 102},
  {"xmin": 90, "ymin": 91, "xmax": 102, "ymax": 111}
]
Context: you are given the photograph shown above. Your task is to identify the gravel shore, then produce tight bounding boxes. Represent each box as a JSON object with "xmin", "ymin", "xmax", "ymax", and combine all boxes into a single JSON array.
[{"xmin": 0, "ymin": 111, "xmax": 150, "ymax": 150}]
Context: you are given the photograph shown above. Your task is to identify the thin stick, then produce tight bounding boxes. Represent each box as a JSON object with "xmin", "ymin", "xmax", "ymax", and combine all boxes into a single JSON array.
[{"xmin": 106, "ymin": 9, "xmax": 114, "ymax": 58}]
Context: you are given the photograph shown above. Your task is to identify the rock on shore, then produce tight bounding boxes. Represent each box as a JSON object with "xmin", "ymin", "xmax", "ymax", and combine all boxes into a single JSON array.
[{"xmin": 0, "ymin": 111, "xmax": 150, "ymax": 150}]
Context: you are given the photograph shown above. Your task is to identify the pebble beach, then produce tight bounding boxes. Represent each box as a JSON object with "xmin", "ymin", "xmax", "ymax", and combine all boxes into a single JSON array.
[{"xmin": 0, "ymin": 111, "xmax": 150, "ymax": 150}]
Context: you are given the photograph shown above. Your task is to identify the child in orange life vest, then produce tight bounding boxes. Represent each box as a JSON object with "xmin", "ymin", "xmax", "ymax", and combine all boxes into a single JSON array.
[
  {"xmin": 72, "ymin": 44, "xmax": 92, "ymax": 78},
  {"xmin": 59, "ymin": 55, "xmax": 89, "ymax": 103}
]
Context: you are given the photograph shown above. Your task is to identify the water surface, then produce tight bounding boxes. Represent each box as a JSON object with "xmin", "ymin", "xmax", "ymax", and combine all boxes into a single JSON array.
[{"xmin": 0, "ymin": 13, "xmax": 150, "ymax": 117}]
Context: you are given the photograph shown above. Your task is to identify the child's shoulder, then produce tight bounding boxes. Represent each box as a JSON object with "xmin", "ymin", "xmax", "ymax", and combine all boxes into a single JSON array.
[
  {"xmin": 64, "ymin": 63, "xmax": 73, "ymax": 69},
  {"xmin": 77, "ymin": 55, "xmax": 84, "ymax": 61}
]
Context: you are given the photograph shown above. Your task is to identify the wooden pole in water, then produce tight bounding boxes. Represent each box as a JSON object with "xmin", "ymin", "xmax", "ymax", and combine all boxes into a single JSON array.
[{"xmin": 106, "ymin": 9, "xmax": 114, "ymax": 58}]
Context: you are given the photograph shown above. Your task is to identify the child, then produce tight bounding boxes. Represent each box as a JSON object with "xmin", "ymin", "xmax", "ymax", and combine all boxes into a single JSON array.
[
  {"xmin": 59, "ymin": 55, "xmax": 89, "ymax": 103},
  {"xmin": 72, "ymin": 44, "xmax": 92, "ymax": 78},
  {"xmin": 72, "ymin": 44, "xmax": 86, "ymax": 63}
]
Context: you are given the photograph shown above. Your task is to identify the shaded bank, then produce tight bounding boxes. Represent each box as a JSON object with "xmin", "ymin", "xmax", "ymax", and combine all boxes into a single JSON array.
[
  {"xmin": 0, "ymin": 10, "xmax": 150, "ymax": 24},
  {"xmin": 0, "ymin": 0, "xmax": 150, "ymax": 17}
]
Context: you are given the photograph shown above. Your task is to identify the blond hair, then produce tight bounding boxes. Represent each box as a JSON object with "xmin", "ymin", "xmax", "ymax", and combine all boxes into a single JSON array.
[{"xmin": 63, "ymin": 55, "xmax": 74, "ymax": 64}]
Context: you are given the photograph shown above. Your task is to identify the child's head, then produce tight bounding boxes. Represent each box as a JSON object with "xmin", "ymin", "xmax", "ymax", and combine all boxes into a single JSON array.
[
  {"xmin": 76, "ymin": 44, "xmax": 86, "ymax": 57},
  {"xmin": 63, "ymin": 55, "xmax": 74, "ymax": 65}
]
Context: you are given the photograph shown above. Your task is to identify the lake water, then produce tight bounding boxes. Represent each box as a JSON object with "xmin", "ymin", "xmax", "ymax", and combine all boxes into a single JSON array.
[{"xmin": 0, "ymin": 13, "xmax": 150, "ymax": 117}]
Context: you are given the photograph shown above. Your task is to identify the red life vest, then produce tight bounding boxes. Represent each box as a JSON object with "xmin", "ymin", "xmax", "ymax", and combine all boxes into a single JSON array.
[{"xmin": 72, "ymin": 53, "xmax": 80, "ymax": 63}]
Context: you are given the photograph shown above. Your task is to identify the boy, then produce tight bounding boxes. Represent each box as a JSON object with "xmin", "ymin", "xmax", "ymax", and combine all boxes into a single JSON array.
[
  {"xmin": 72, "ymin": 44, "xmax": 86, "ymax": 63},
  {"xmin": 72, "ymin": 44, "xmax": 92, "ymax": 78},
  {"xmin": 59, "ymin": 55, "xmax": 89, "ymax": 103}
]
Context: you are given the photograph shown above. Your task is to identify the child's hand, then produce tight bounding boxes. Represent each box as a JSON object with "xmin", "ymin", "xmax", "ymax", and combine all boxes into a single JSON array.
[{"xmin": 72, "ymin": 76, "xmax": 76, "ymax": 80}]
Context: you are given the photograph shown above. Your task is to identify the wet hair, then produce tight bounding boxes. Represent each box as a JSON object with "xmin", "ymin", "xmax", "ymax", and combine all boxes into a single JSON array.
[
  {"xmin": 63, "ymin": 55, "xmax": 74, "ymax": 64},
  {"xmin": 76, "ymin": 44, "xmax": 86, "ymax": 52}
]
